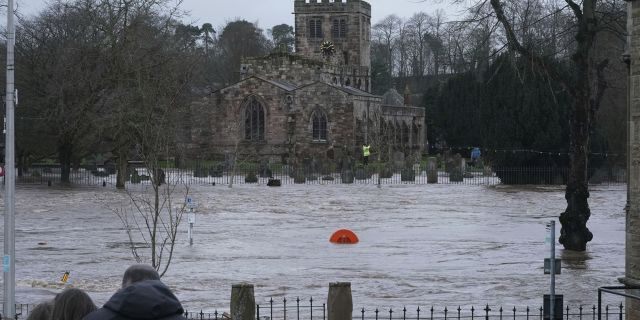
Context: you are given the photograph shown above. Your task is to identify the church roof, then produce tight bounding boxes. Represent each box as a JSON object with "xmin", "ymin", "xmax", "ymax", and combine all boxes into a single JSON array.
[
  {"xmin": 212, "ymin": 75, "xmax": 297, "ymax": 94},
  {"xmin": 296, "ymin": 81, "xmax": 379, "ymax": 98},
  {"xmin": 254, "ymin": 75, "xmax": 298, "ymax": 91},
  {"xmin": 213, "ymin": 76, "xmax": 379, "ymax": 99}
]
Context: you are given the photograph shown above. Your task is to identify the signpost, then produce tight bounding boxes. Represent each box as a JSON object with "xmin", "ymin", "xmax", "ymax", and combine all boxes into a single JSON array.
[
  {"xmin": 544, "ymin": 221, "xmax": 562, "ymax": 320},
  {"xmin": 186, "ymin": 197, "xmax": 196, "ymax": 246}
]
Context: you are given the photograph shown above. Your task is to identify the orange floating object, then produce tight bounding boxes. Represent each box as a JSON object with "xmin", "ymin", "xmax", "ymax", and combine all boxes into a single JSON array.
[{"xmin": 330, "ymin": 229, "xmax": 359, "ymax": 244}]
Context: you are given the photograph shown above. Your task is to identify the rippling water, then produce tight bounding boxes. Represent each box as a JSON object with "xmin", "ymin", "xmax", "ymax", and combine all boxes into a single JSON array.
[{"xmin": 0, "ymin": 183, "xmax": 627, "ymax": 311}]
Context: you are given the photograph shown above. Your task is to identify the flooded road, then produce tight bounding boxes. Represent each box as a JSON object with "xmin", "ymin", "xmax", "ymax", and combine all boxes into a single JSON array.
[{"xmin": 0, "ymin": 183, "xmax": 627, "ymax": 311}]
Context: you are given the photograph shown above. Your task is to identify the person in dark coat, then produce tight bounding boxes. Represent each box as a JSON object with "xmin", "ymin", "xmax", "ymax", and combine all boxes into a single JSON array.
[{"xmin": 83, "ymin": 265, "xmax": 186, "ymax": 320}]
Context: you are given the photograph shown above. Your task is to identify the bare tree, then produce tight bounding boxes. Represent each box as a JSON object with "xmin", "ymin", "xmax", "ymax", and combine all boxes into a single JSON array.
[
  {"xmin": 373, "ymin": 14, "xmax": 402, "ymax": 78},
  {"xmin": 483, "ymin": 0, "xmax": 620, "ymax": 250}
]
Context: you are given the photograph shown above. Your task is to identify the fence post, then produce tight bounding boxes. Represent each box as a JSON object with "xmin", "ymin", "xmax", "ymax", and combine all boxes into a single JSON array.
[
  {"xmin": 618, "ymin": 303, "xmax": 623, "ymax": 320},
  {"xmin": 231, "ymin": 283, "xmax": 255, "ymax": 320},
  {"xmin": 327, "ymin": 282, "xmax": 352, "ymax": 320}
]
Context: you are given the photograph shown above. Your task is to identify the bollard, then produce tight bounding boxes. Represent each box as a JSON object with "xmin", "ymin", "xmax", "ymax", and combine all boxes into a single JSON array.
[
  {"xmin": 426, "ymin": 157, "xmax": 438, "ymax": 184},
  {"xmin": 327, "ymin": 282, "xmax": 352, "ymax": 320},
  {"xmin": 230, "ymin": 283, "xmax": 255, "ymax": 320}
]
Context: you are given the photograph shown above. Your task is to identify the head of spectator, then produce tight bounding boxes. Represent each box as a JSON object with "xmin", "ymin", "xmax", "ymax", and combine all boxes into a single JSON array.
[
  {"xmin": 51, "ymin": 288, "xmax": 97, "ymax": 320},
  {"xmin": 27, "ymin": 300, "xmax": 53, "ymax": 320},
  {"xmin": 83, "ymin": 264, "xmax": 185, "ymax": 320},
  {"xmin": 121, "ymin": 264, "xmax": 160, "ymax": 288}
]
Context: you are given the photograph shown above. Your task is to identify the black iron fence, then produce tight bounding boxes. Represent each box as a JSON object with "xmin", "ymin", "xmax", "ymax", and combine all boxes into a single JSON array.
[
  {"xmin": 1, "ymin": 300, "xmax": 627, "ymax": 320},
  {"xmin": 11, "ymin": 164, "xmax": 626, "ymax": 187},
  {"xmin": 0, "ymin": 304, "xmax": 36, "ymax": 320},
  {"xmin": 184, "ymin": 298, "xmax": 627, "ymax": 320}
]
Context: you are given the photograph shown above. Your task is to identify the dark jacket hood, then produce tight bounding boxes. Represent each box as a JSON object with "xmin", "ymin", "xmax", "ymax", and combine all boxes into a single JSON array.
[{"xmin": 91, "ymin": 280, "xmax": 184, "ymax": 320}]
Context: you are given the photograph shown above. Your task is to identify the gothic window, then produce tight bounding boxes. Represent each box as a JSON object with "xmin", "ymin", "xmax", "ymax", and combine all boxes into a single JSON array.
[
  {"xmin": 312, "ymin": 110, "xmax": 328, "ymax": 141},
  {"xmin": 309, "ymin": 18, "xmax": 323, "ymax": 38},
  {"xmin": 244, "ymin": 97, "xmax": 265, "ymax": 141},
  {"xmin": 332, "ymin": 18, "xmax": 347, "ymax": 38}
]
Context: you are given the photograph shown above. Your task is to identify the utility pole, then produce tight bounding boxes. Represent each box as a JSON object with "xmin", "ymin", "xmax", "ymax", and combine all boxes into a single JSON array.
[
  {"xmin": 3, "ymin": 0, "xmax": 16, "ymax": 318},
  {"xmin": 550, "ymin": 220, "xmax": 556, "ymax": 320}
]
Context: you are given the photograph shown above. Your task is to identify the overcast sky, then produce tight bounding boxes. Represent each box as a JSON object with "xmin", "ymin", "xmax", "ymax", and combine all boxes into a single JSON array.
[{"xmin": 18, "ymin": 0, "xmax": 468, "ymax": 30}]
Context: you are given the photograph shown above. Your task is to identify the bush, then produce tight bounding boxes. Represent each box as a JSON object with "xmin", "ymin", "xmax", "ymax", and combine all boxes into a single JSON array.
[
  {"xmin": 193, "ymin": 167, "xmax": 208, "ymax": 178},
  {"xmin": 130, "ymin": 170, "xmax": 141, "ymax": 184},
  {"xmin": 245, "ymin": 171, "xmax": 258, "ymax": 183},
  {"xmin": 209, "ymin": 164, "xmax": 224, "ymax": 177}
]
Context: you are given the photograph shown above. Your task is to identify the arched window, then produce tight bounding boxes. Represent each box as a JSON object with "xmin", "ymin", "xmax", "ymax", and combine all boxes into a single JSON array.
[
  {"xmin": 244, "ymin": 97, "xmax": 265, "ymax": 141},
  {"xmin": 312, "ymin": 110, "xmax": 328, "ymax": 141}
]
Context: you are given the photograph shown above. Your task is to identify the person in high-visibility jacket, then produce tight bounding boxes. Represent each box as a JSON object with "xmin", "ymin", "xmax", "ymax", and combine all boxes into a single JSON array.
[{"xmin": 362, "ymin": 144, "xmax": 371, "ymax": 166}]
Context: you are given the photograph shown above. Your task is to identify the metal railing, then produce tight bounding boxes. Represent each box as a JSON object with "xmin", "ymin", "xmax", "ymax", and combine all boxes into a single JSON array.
[
  {"xmin": 10, "ymin": 164, "xmax": 626, "ymax": 187},
  {"xmin": 598, "ymin": 286, "xmax": 640, "ymax": 320},
  {"xmin": 1, "ymin": 300, "xmax": 627, "ymax": 320}
]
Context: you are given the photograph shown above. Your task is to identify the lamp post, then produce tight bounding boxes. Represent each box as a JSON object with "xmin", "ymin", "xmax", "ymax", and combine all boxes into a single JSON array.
[{"xmin": 3, "ymin": 0, "xmax": 16, "ymax": 318}]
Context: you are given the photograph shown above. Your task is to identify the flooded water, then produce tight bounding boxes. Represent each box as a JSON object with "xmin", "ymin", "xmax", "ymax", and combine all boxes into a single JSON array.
[{"xmin": 0, "ymin": 183, "xmax": 627, "ymax": 311}]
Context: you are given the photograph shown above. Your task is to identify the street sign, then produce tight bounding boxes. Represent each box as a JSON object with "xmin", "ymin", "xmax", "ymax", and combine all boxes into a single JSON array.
[
  {"xmin": 186, "ymin": 196, "xmax": 196, "ymax": 209},
  {"xmin": 544, "ymin": 258, "xmax": 562, "ymax": 274},
  {"xmin": 188, "ymin": 212, "xmax": 196, "ymax": 224}
]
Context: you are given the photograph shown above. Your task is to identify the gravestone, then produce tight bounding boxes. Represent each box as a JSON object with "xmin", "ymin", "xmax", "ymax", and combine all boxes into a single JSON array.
[
  {"xmin": 341, "ymin": 170, "xmax": 354, "ymax": 184},
  {"xmin": 449, "ymin": 156, "xmax": 464, "ymax": 182},
  {"xmin": 392, "ymin": 152, "xmax": 405, "ymax": 170},
  {"xmin": 258, "ymin": 160, "xmax": 272, "ymax": 178},
  {"xmin": 427, "ymin": 157, "xmax": 438, "ymax": 184}
]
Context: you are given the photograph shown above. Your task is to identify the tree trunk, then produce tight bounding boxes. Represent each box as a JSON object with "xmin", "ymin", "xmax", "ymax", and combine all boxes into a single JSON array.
[
  {"xmin": 58, "ymin": 143, "xmax": 72, "ymax": 184},
  {"xmin": 558, "ymin": 0, "xmax": 596, "ymax": 252},
  {"xmin": 116, "ymin": 148, "xmax": 128, "ymax": 189},
  {"xmin": 559, "ymin": 95, "xmax": 593, "ymax": 251}
]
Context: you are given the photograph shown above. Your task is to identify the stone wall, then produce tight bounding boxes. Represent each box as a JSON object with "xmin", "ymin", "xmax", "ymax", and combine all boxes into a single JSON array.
[
  {"xmin": 291, "ymin": 82, "xmax": 372, "ymax": 166},
  {"xmin": 242, "ymin": 53, "xmax": 370, "ymax": 92},
  {"xmin": 189, "ymin": 78, "xmax": 292, "ymax": 160},
  {"xmin": 242, "ymin": 54, "xmax": 324, "ymax": 85}
]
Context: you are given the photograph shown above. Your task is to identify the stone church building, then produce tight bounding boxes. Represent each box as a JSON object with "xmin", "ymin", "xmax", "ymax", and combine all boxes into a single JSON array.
[{"xmin": 189, "ymin": 0, "xmax": 426, "ymax": 167}]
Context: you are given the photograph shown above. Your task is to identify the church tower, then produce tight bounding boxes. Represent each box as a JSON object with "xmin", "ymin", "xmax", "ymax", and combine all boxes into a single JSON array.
[{"xmin": 294, "ymin": 0, "xmax": 371, "ymax": 91}]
